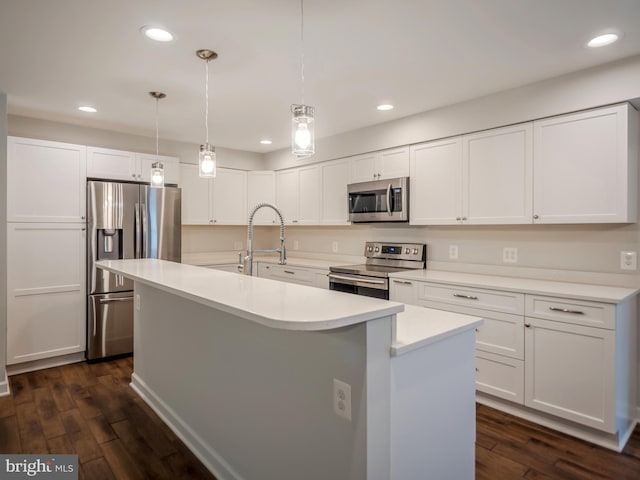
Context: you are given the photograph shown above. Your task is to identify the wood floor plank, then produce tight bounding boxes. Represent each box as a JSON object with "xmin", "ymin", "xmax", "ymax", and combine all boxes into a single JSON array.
[
  {"xmin": 14, "ymin": 401, "xmax": 48, "ymax": 453},
  {"xmin": 164, "ymin": 445, "xmax": 217, "ymax": 480},
  {"xmin": 85, "ymin": 414, "xmax": 117, "ymax": 444},
  {"xmin": 47, "ymin": 434, "xmax": 75, "ymax": 454},
  {"xmin": 10, "ymin": 374, "xmax": 34, "ymax": 405},
  {"xmin": 50, "ymin": 378, "xmax": 77, "ymax": 412},
  {"xmin": 0, "ymin": 393, "xmax": 16, "ymax": 419},
  {"xmin": 100, "ymin": 439, "xmax": 148, "ymax": 480},
  {"xmin": 122, "ymin": 401, "xmax": 178, "ymax": 457},
  {"xmin": 0, "ymin": 415, "xmax": 22, "ymax": 452},
  {"xmin": 81, "ymin": 457, "xmax": 116, "ymax": 480},
  {"xmin": 32, "ymin": 387, "xmax": 66, "ymax": 439},
  {"xmin": 476, "ymin": 444, "xmax": 529, "ymax": 480}
]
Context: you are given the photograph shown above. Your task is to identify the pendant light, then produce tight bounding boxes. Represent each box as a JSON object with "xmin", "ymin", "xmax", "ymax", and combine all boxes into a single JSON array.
[
  {"xmin": 291, "ymin": 0, "xmax": 315, "ymax": 157},
  {"xmin": 149, "ymin": 91, "xmax": 166, "ymax": 188},
  {"xmin": 197, "ymin": 49, "xmax": 218, "ymax": 177}
]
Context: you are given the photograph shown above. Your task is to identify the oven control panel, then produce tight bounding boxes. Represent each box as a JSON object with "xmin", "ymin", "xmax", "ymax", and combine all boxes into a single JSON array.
[{"xmin": 364, "ymin": 242, "xmax": 426, "ymax": 261}]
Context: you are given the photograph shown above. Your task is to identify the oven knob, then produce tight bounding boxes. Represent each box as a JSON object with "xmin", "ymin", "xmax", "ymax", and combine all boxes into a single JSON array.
[
  {"xmin": 367, "ymin": 246, "xmax": 373, "ymax": 252},
  {"xmin": 413, "ymin": 248, "xmax": 419, "ymax": 255},
  {"xmin": 405, "ymin": 248, "xmax": 410, "ymax": 254},
  {"xmin": 374, "ymin": 246, "xmax": 380, "ymax": 253}
]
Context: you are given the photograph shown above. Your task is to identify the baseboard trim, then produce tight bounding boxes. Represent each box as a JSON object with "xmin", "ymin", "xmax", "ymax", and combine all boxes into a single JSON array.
[
  {"xmin": 477, "ymin": 393, "xmax": 634, "ymax": 452},
  {"xmin": 130, "ymin": 373, "xmax": 242, "ymax": 480},
  {"xmin": 0, "ymin": 369, "xmax": 10, "ymax": 397},
  {"xmin": 6, "ymin": 352, "xmax": 85, "ymax": 376}
]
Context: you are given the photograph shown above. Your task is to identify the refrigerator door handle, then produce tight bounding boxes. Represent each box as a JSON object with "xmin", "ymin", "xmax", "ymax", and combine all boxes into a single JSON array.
[
  {"xmin": 141, "ymin": 202, "xmax": 148, "ymax": 258},
  {"xmin": 135, "ymin": 202, "xmax": 142, "ymax": 258}
]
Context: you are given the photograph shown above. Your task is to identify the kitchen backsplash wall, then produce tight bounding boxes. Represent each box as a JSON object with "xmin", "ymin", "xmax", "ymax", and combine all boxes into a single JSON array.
[{"xmin": 183, "ymin": 222, "xmax": 640, "ymax": 288}]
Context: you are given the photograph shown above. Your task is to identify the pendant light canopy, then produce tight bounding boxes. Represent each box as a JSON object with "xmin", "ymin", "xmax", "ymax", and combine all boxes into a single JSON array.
[
  {"xmin": 197, "ymin": 49, "xmax": 218, "ymax": 177},
  {"xmin": 291, "ymin": 0, "xmax": 315, "ymax": 157},
  {"xmin": 149, "ymin": 91, "xmax": 166, "ymax": 188}
]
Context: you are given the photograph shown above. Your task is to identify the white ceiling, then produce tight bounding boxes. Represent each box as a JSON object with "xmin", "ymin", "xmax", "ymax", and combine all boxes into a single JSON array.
[{"xmin": 1, "ymin": 0, "xmax": 640, "ymax": 153}]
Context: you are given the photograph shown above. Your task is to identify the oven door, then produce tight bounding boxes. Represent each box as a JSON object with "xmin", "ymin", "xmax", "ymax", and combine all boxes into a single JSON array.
[
  {"xmin": 328, "ymin": 273, "xmax": 389, "ymax": 300},
  {"xmin": 348, "ymin": 177, "xmax": 408, "ymax": 223}
]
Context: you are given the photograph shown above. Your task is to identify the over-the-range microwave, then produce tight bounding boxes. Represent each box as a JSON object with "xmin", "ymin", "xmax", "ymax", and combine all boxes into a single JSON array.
[{"xmin": 348, "ymin": 176, "xmax": 409, "ymax": 223}]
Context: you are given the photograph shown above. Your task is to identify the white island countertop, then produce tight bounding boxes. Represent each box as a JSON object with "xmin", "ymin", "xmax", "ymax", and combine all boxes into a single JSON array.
[{"xmin": 97, "ymin": 259, "xmax": 404, "ymax": 331}]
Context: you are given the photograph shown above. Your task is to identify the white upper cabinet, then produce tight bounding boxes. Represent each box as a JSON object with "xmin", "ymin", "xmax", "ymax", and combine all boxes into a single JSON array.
[
  {"xmin": 276, "ymin": 165, "xmax": 321, "ymax": 225},
  {"xmin": 410, "ymin": 137, "xmax": 463, "ymax": 225},
  {"xmin": 87, "ymin": 147, "xmax": 180, "ymax": 185},
  {"xmin": 276, "ymin": 169, "xmax": 300, "ymax": 225},
  {"xmin": 321, "ymin": 159, "xmax": 350, "ymax": 225},
  {"xmin": 247, "ymin": 171, "xmax": 277, "ymax": 225},
  {"xmin": 533, "ymin": 103, "xmax": 638, "ymax": 224},
  {"xmin": 349, "ymin": 147, "xmax": 409, "ymax": 183},
  {"xmin": 8, "ymin": 136, "xmax": 87, "ymax": 223},
  {"xmin": 462, "ymin": 123, "xmax": 533, "ymax": 224},
  {"xmin": 211, "ymin": 168, "xmax": 247, "ymax": 225},
  {"xmin": 179, "ymin": 164, "xmax": 247, "ymax": 225}
]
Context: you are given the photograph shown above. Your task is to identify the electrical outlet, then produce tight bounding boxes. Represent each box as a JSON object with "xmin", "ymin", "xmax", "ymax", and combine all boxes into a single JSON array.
[
  {"xmin": 233, "ymin": 241, "xmax": 243, "ymax": 250},
  {"xmin": 333, "ymin": 379, "xmax": 351, "ymax": 421},
  {"xmin": 293, "ymin": 240, "xmax": 299, "ymax": 250},
  {"xmin": 135, "ymin": 294, "xmax": 141, "ymax": 312},
  {"xmin": 620, "ymin": 251, "xmax": 637, "ymax": 270},
  {"xmin": 332, "ymin": 241, "xmax": 339, "ymax": 253},
  {"xmin": 449, "ymin": 245, "xmax": 459, "ymax": 260},
  {"xmin": 503, "ymin": 247, "xmax": 518, "ymax": 263}
]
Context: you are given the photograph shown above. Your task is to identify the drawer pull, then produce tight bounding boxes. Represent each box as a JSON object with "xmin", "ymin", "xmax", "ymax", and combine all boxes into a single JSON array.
[
  {"xmin": 549, "ymin": 307, "xmax": 584, "ymax": 315},
  {"xmin": 283, "ymin": 270, "xmax": 296, "ymax": 274},
  {"xmin": 392, "ymin": 280, "xmax": 413, "ymax": 285},
  {"xmin": 453, "ymin": 293, "xmax": 478, "ymax": 300},
  {"xmin": 524, "ymin": 323, "xmax": 531, "ymax": 328}
]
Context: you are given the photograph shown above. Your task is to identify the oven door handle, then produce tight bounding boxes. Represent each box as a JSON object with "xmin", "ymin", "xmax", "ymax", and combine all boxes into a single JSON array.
[{"xmin": 328, "ymin": 273, "xmax": 386, "ymax": 285}]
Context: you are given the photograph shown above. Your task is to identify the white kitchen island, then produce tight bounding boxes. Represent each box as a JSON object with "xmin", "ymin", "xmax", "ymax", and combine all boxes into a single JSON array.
[{"xmin": 98, "ymin": 259, "xmax": 482, "ymax": 480}]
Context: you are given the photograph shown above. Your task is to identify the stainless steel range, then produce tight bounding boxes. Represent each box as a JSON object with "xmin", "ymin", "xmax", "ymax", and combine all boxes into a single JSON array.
[{"xmin": 329, "ymin": 242, "xmax": 426, "ymax": 299}]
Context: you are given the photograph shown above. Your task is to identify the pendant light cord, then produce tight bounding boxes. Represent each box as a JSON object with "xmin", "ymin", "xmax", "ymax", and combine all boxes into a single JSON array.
[
  {"xmin": 155, "ymin": 97, "xmax": 160, "ymax": 162},
  {"xmin": 205, "ymin": 59, "xmax": 210, "ymax": 144},
  {"xmin": 300, "ymin": 0, "xmax": 305, "ymax": 105}
]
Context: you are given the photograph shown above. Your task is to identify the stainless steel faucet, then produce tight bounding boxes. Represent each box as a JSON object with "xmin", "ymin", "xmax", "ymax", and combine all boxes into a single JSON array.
[{"xmin": 239, "ymin": 203, "xmax": 286, "ymax": 275}]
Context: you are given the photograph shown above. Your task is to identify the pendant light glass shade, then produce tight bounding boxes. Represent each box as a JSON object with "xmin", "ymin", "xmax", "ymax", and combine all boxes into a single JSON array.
[
  {"xmin": 199, "ymin": 143, "xmax": 216, "ymax": 177},
  {"xmin": 150, "ymin": 161, "xmax": 165, "ymax": 187},
  {"xmin": 291, "ymin": 104, "xmax": 314, "ymax": 156}
]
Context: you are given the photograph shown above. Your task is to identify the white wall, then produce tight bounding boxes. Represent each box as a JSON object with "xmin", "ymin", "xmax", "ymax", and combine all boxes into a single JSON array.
[
  {"xmin": 265, "ymin": 54, "xmax": 640, "ymax": 170},
  {"xmin": 8, "ymin": 115, "xmax": 264, "ymax": 171},
  {"xmin": 0, "ymin": 92, "xmax": 8, "ymax": 395}
]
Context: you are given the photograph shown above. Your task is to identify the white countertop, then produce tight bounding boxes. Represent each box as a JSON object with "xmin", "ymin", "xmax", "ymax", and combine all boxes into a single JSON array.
[
  {"xmin": 97, "ymin": 259, "xmax": 403, "ymax": 332},
  {"xmin": 392, "ymin": 305, "xmax": 483, "ymax": 356},
  {"xmin": 182, "ymin": 252, "xmax": 364, "ymax": 270},
  {"xmin": 389, "ymin": 269, "xmax": 638, "ymax": 304}
]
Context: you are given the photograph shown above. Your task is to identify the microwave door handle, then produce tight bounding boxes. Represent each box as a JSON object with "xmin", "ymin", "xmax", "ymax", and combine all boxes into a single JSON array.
[{"xmin": 386, "ymin": 183, "xmax": 392, "ymax": 215}]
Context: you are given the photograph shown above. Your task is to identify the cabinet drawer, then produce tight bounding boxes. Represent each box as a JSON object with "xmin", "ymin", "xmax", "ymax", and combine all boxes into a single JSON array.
[
  {"xmin": 261, "ymin": 264, "xmax": 315, "ymax": 285},
  {"xmin": 525, "ymin": 295, "xmax": 615, "ymax": 329},
  {"xmin": 419, "ymin": 283, "xmax": 524, "ymax": 315},
  {"xmin": 475, "ymin": 352, "xmax": 524, "ymax": 404}
]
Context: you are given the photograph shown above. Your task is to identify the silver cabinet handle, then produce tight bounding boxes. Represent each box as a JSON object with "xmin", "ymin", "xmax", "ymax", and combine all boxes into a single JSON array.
[
  {"xmin": 283, "ymin": 270, "xmax": 295, "ymax": 274},
  {"xmin": 456, "ymin": 217, "xmax": 461, "ymax": 221},
  {"xmin": 292, "ymin": 220, "xmax": 299, "ymax": 223},
  {"xmin": 533, "ymin": 214, "xmax": 539, "ymax": 219},
  {"xmin": 392, "ymin": 280, "xmax": 413, "ymax": 285},
  {"xmin": 462, "ymin": 217, "xmax": 467, "ymax": 221},
  {"xmin": 328, "ymin": 274, "xmax": 386, "ymax": 285},
  {"xmin": 549, "ymin": 307, "xmax": 584, "ymax": 315},
  {"xmin": 453, "ymin": 293, "xmax": 478, "ymax": 300},
  {"xmin": 524, "ymin": 323, "xmax": 531, "ymax": 328}
]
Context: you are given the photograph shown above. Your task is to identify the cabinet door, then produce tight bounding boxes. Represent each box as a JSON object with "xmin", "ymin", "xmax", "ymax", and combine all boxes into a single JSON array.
[
  {"xmin": 8, "ymin": 137, "xmax": 87, "ymax": 223},
  {"xmin": 137, "ymin": 153, "xmax": 180, "ymax": 185},
  {"xmin": 524, "ymin": 317, "xmax": 615, "ymax": 432},
  {"xmin": 462, "ymin": 123, "xmax": 533, "ymax": 224},
  {"xmin": 276, "ymin": 169, "xmax": 299, "ymax": 224},
  {"xmin": 349, "ymin": 152, "xmax": 378, "ymax": 183},
  {"xmin": 476, "ymin": 352, "xmax": 524, "ymax": 404},
  {"xmin": 379, "ymin": 147, "xmax": 410, "ymax": 179},
  {"xmin": 533, "ymin": 103, "xmax": 638, "ymax": 223},
  {"xmin": 409, "ymin": 138, "xmax": 462, "ymax": 225},
  {"xmin": 179, "ymin": 163, "xmax": 211, "ymax": 224},
  {"xmin": 7, "ymin": 223, "xmax": 86, "ymax": 364},
  {"xmin": 389, "ymin": 278, "xmax": 419, "ymax": 305},
  {"xmin": 298, "ymin": 165, "xmax": 321, "ymax": 224},
  {"xmin": 212, "ymin": 168, "xmax": 247, "ymax": 225},
  {"xmin": 248, "ymin": 171, "xmax": 277, "ymax": 225},
  {"xmin": 321, "ymin": 159, "xmax": 349, "ymax": 225},
  {"xmin": 86, "ymin": 146, "xmax": 136, "ymax": 181}
]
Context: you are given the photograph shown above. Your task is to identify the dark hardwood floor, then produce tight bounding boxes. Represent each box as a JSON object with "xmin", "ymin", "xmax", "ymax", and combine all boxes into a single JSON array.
[{"xmin": 0, "ymin": 358, "xmax": 639, "ymax": 479}]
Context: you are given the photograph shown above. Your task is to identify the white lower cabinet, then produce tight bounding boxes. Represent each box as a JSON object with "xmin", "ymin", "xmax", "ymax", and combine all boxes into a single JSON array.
[
  {"xmin": 256, "ymin": 263, "xmax": 329, "ymax": 289},
  {"xmin": 389, "ymin": 275, "xmax": 635, "ymax": 446},
  {"xmin": 7, "ymin": 223, "xmax": 86, "ymax": 365}
]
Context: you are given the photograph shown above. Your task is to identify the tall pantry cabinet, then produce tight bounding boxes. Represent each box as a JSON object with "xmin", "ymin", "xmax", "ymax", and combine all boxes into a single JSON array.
[{"xmin": 6, "ymin": 137, "xmax": 87, "ymax": 367}]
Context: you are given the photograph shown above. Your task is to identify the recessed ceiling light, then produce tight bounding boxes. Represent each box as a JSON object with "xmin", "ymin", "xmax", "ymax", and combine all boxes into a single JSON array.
[
  {"xmin": 587, "ymin": 32, "xmax": 620, "ymax": 48},
  {"xmin": 377, "ymin": 104, "xmax": 394, "ymax": 111},
  {"xmin": 78, "ymin": 106, "xmax": 97, "ymax": 113},
  {"xmin": 260, "ymin": 140, "xmax": 273, "ymax": 145},
  {"xmin": 141, "ymin": 26, "xmax": 174, "ymax": 42}
]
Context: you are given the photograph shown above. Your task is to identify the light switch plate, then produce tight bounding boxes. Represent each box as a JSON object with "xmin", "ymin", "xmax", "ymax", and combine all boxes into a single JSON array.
[{"xmin": 449, "ymin": 245, "xmax": 459, "ymax": 260}]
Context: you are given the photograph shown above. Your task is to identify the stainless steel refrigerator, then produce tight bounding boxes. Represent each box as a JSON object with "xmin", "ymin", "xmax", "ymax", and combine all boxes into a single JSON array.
[{"xmin": 87, "ymin": 180, "xmax": 181, "ymax": 360}]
